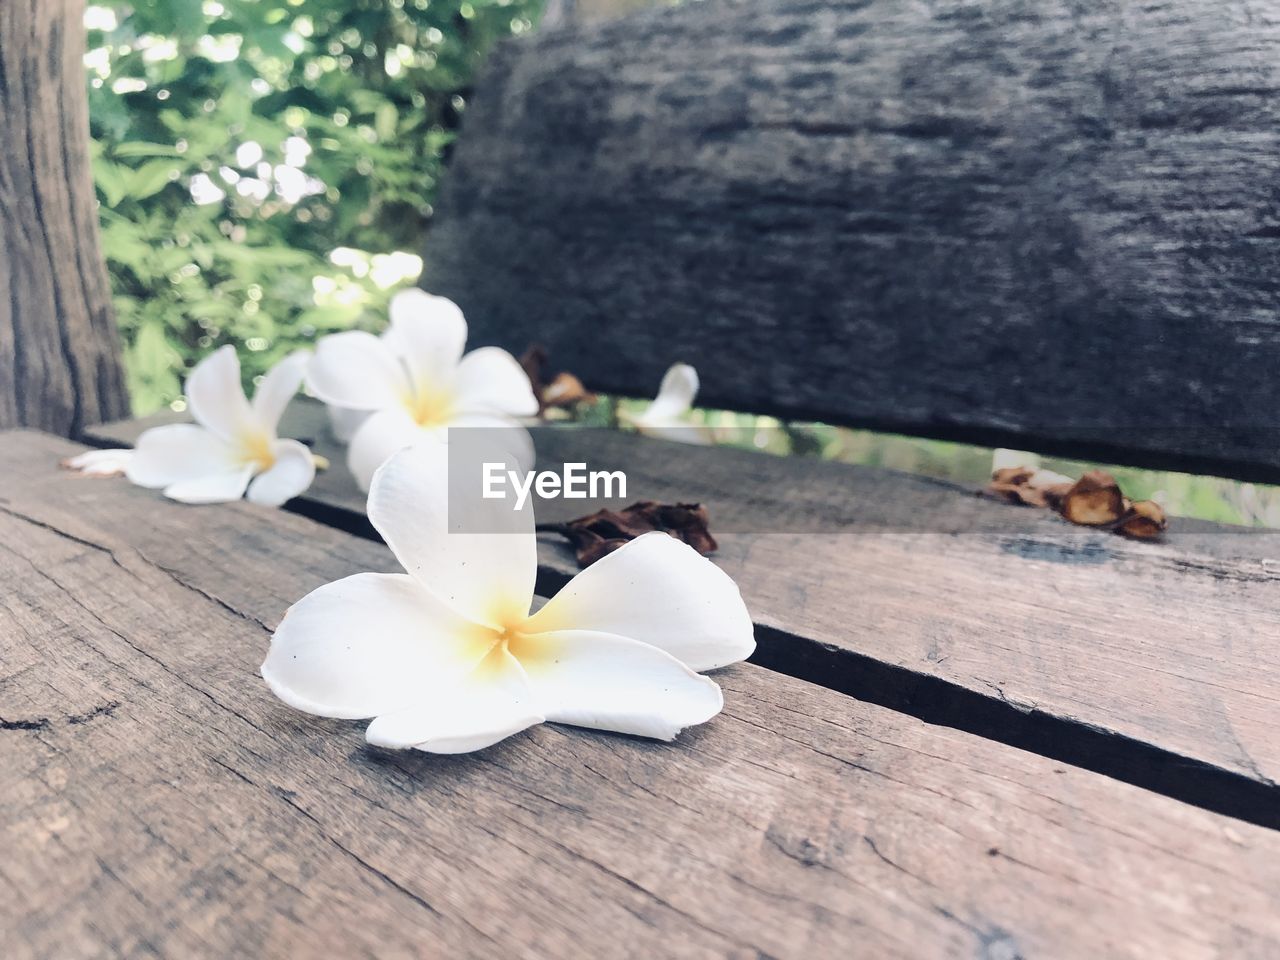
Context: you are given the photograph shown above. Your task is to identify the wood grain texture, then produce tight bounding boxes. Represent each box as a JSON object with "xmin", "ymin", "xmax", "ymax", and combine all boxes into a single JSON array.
[
  {"xmin": 0, "ymin": 0, "xmax": 129, "ymax": 436},
  {"xmin": 5, "ymin": 429, "xmax": 1280, "ymax": 958},
  {"xmin": 88, "ymin": 402, "xmax": 1280, "ymax": 810},
  {"xmin": 422, "ymin": 0, "xmax": 1280, "ymax": 480}
]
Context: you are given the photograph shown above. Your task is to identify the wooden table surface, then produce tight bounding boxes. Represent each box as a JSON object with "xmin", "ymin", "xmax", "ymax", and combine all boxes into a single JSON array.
[{"xmin": 7, "ymin": 421, "xmax": 1280, "ymax": 957}]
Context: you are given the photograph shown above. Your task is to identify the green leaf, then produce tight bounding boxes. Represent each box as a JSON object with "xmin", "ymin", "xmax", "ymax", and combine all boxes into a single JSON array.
[
  {"xmin": 112, "ymin": 141, "xmax": 182, "ymax": 159},
  {"xmin": 128, "ymin": 159, "xmax": 180, "ymax": 199}
]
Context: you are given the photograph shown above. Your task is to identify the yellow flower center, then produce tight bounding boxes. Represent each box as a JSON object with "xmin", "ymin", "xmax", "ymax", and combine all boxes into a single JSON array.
[
  {"xmin": 239, "ymin": 431, "xmax": 276, "ymax": 472},
  {"xmin": 403, "ymin": 383, "xmax": 456, "ymax": 428},
  {"xmin": 467, "ymin": 619, "xmax": 560, "ymax": 677}
]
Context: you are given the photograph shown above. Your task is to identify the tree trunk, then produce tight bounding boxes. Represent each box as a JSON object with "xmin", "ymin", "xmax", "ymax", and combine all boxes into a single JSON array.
[
  {"xmin": 0, "ymin": 0, "xmax": 128, "ymax": 436},
  {"xmin": 425, "ymin": 0, "xmax": 1280, "ymax": 482}
]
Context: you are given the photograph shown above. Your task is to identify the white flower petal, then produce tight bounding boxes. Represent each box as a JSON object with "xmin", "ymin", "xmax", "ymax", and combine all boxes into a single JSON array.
[
  {"xmin": 631, "ymin": 422, "xmax": 713, "ymax": 445},
  {"xmin": 125, "ymin": 423, "xmax": 239, "ymax": 488},
  {"xmin": 453, "ymin": 347, "xmax": 539, "ymax": 418},
  {"xmin": 63, "ymin": 448, "xmax": 133, "ymax": 476},
  {"xmin": 524, "ymin": 531, "xmax": 755, "ymax": 672},
  {"xmin": 306, "ymin": 331, "xmax": 411, "ymax": 411},
  {"xmin": 247, "ymin": 439, "xmax": 316, "ymax": 506},
  {"xmin": 185, "ymin": 345, "xmax": 256, "ymax": 443},
  {"xmin": 263, "ymin": 572, "xmax": 492, "ymax": 720},
  {"xmin": 640, "ymin": 362, "xmax": 698, "ymax": 424},
  {"xmin": 519, "ymin": 629, "xmax": 723, "ymax": 741},
  {"xmin": 327, "ymin": 404, "xmax": 370, "ymax": 444},
  {"xmin": 347, "ymin": 406, "xmax": 426, "ymax": 492},
  {"xmin": 448, "ymin": 413, "xmax": 536, "ymax": 472},
  {"xmin": 368, "ymin": 442, "xmax": 537, "ymax": 629},
  {"xmin": 163, "ymin": 465, "xmax": 255, "ymax": 504},
  {"xmin": 364, "ymin": 648, "xmax": 543, "ymax": 753},
  {"xmin": 992, "ymin": 448, "xmax": 1039, "ymax": 472},
  {"xmin": 1030, "ymin": 468, "xmax": 1073, "ymax": 487},
  {"xmin": 388, "ymin": 289, "xmax": 468, "ymax": 392},
  {"xmin": 251, "ymin": 350, "xmax": 310, "ymax": 432}
]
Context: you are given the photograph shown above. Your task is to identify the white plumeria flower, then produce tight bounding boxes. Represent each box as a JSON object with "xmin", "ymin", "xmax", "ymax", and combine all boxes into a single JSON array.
[
  {"xmin": 324, "ymin": 324, "xmax": 408, "ymax": 442},
  {"xmin": 62, "ymin": 448, "xmax": 134, "ymax": 477},
  {"xmin": 307, "ymin": 289, "xmax": 538, "ymax": 490},
  {"xmin": 627, "ymin": 363, "xmax": 710, "ymax": 443},
  {"xmin": 70, "ymin": 346, "xmax": 315, "ymax": 506},
  {"xmin": 261, "ymin": 441, "xmax": 755, "ymax": 754}
]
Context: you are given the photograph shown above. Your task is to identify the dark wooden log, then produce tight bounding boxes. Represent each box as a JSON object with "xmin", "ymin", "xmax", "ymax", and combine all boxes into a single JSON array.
[
  {"xmin": 422, "ymin": 0, "xmax": 1280, "ymax": 481},
  {"xmin": 7, "ymin": 429, "xmax": 1280, "ymax": 956},
  {"xmin": 0, "ymin": 0, "xmax": 128, "ymax": 436}
]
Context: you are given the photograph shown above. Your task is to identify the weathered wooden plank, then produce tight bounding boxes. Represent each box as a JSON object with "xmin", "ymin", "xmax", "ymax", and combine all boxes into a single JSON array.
[
  {"xmin": 0, "ymin": 0, "xmax": 129, "ymax": 435},
  {"xmin": 5, "ymin": 429, "xmax": 1280, "ymax": 957},
  {"xmin": 89, "ymin": 403, "xmax": 1280, "ymax": 815},
  {"xmin": 421, "ymin": 0, "xmax": 1280, "ymax": 481}
]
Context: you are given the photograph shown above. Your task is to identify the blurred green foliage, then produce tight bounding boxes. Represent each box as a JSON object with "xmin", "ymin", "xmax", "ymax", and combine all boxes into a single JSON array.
[{"xmin": 87, "ymin": 0, "xmax": 541, "ymax": 413}]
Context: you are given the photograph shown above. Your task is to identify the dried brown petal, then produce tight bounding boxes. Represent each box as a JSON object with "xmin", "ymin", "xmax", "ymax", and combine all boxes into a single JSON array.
[
  {"xmin": 991, "ymin": 466, "xmax": 1036, "ymax": 486},
  {"xmin": 577, "ymin": 536, "xmax": 630, "ymax": 567},
  {"xmin": 1058, "ymin": 470, "xmax": 1127, "ymax": 527},
  {"xmin": 543, "ymin": 500, "xmax": 718, "ymax": 567},
  {"xmin": 987, "ymin": 462, "xmax": 1172, "ymax": 538},
  {"xmin": 1039, "ymin": 482, "xmax": 1073, "ymax": 510},
  {"xmin": 986, "ymin": 481, "xmax": 1038, "ymax": 506},
  {"xmin": 985, "ymin": 466, "xmax": 1073, "ymax": 509},
  {"xmin": 518, "ymin": 343, "xmax": 595, "ymax": 414},
  {"xmin": 518, "ymin": 343, "xmax": 549, "ymax": 392},
  {"xmin": 543, "ymin": 372, "xmax": 594, "ymax": 409},
  {"xmin": 1116, "ymin": 500, "xmax": 1168, "ymax": 540}
]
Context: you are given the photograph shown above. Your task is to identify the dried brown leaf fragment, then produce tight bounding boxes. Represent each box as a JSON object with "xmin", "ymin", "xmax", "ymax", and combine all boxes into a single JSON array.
[
  {"xmin": 540, "ymin": 501, "xmax": 718, "ymax": 567},
  {"xmin": 1115, "ymin": 499, "xmax": 1169, "ymax": 540},
  {"xmin": 519, "ymin": 343, "xmax": 597, "ymax": 414},
  {"xmin": 985, "ymin": 467, "xmax": 1073, "ymax": 509},
  {"xmin": 985, "ymin": 464, "xmax": 1168, "ymax": 540},
  {"xmin": 1058, "ymin": 470, "xmax": 1128, "ymax": 527}
]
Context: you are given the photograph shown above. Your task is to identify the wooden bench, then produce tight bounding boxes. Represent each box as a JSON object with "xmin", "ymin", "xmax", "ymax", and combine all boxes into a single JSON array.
[
  {"xmin": 7, "ymin": 429, "xmax": 1280, "ymax": 955},
  {"xmin": 6, "ymin": 0, "xmax": 1280, "ymax": 955}
]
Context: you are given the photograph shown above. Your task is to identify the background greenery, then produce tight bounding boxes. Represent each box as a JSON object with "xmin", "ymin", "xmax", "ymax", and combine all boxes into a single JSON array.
[{"xmin": 87, "ymin": 0, "xmax": 541, "ymax": 414}]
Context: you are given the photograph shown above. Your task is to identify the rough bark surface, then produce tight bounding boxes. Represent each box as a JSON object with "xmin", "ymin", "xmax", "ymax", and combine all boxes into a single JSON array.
[
  {"xmin": 6, "ymin": 429, "xmax": 1280, "ymax": 958},
  {"xmin": 0, "ymin": 0, "xmax": 128, "ymax": 436},
  {"xmin": 423, "ymin": 0, "xmax": 1280, "ymax": 480}
]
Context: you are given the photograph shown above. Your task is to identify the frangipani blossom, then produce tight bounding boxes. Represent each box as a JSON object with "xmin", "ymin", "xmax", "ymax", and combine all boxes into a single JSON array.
[
  {"xmin": 68, "ymin": 347, "xmax": 315, "ymax": 506},
  {"xmin": 628, "ymin": 363, "xmax": 711, "ymax": 443},
  {"xmin": 262, "ymin": 442, "xmax": 755, "ymax": 754},
  {"xmin": 307, "ymin": 289, "xmax": 538, "ymax": 490},
  {"xmin": 62, "ymin": 448, "xmax": 134, "ymax": 477},
  {"xmin": 324, "ymin": 324, "xmax": 408, "ymax": 443}
]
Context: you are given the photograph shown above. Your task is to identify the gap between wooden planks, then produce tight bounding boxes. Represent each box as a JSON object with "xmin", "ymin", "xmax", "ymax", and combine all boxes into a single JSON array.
[
  {"xmin": 87, "ymin": 401, "xmax": 1280, "ymax": 828},
  {"xmin": 4, "ymin": 429, "xmax": 1280, "ymax": 957}
]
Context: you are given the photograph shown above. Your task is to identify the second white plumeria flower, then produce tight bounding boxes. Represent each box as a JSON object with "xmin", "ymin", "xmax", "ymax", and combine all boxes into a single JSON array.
[
  {"xmin": 262, "ymin": 440, "xmax": 756, "ymax": 753},
  {"xmin": 627, "ymin": 363, "xmax": 710, "ymax": 443},
  {"xmin": 306, "ymin": 289, "xmax": 538, "ymax": 490},
  {"xmin": 68, "ymin": 346, "xmax": 315, "ymax": 506}
]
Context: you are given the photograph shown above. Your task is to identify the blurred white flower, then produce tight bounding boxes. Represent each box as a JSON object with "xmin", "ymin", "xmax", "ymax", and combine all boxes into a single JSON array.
[
  {"xmin": 306, "ymin": 289, "xmax": 537, "ymax": 491},
  {"xmin": 62, "ymin": 448, "xmax": 134, "ymax": 477},
  {"xmin": 67, "ymin": 347, "xmax": 315, "ymax": 506},
  {"xmin": 262, "ymin": 442, "xmax": 755, "ymax": 754},
  {"xmin": 992, "ymin": 448, "xmax": 1039, "ymax": 472},
  {"xmin": 627, "ymin": 363, "xmax": 710, "ymax": 444}
]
